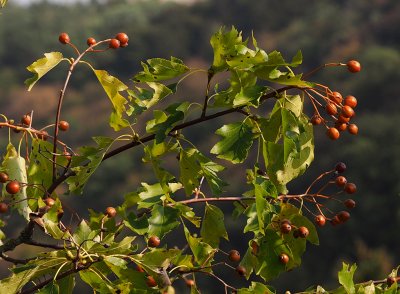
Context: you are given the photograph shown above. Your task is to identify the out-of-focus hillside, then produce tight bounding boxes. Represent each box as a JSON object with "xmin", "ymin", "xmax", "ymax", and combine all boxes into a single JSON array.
[{"xmin": 0, "ymin": 0, "xmax": 399, "ymax": 292}]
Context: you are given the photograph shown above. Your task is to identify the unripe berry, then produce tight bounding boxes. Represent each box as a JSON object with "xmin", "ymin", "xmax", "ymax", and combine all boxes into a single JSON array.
[
  {"xmin": 0, "ymin": 172, "xmax": 9, "ymax": 183},
  {"xmin": 279, "ymin": 253, "xmax": 290, "ymax": 264},
  {"xmin": 344, "ymin": 183, "xmax": 357, "ymax": 194},
  {"xmin": 347, "ymin": 60, "xmax": 361, "ymax": 73},
  {"xmin": 297, "ymin": 226, "xmax": 309, "ymax": 238},
  {"xmin": 327, "ymin": 127, "xmax": 340, "ymax": 140},
  {"xmin": 87, "ymin": 37, "xmax": 96, "ymax": 46},
  {"xmin": 6, "ymin": 180, "xmax": 20, "ymax": 194},
  {"xmin": 109, "ymin": 39, "xmax": 120, "ymax": 49},
  {"xmin": 348, "ymin": 124, "xmax": 358, "ymax": 135},
  {"xmin": 0, "ymin": 203, "xmax": 8, "ymax": 213},
  {"xmin": 59, "ymin": 33, "xmax": 70, "ymax": 44},
  {"xmin": 105, "ymin": 207, "xmax": 117, "ymax": 218},
  {"xmin": 344, "ymin": 199, "xmax": 356, "ymax": 209},
  {"xmin": 315, "ymin": 215, "xmax": 326, "ymax": 227},
  {"xmin": 344, "ymin": 95, "xmax": 357, "ymax": 108},
  {"xmin": 148, "ymin": 236, "xmax": 161, "ymax": 248},
  {"xmin": 228, "ymin": 250, "xmax": 241, "ymax": 262},
  {"xmin": 335, "ymin": 176, "xmax": 347, "ymax": 187},
  {"xmin": 235, "ymin": 265, "xmax": 246, "ymax": 276}
]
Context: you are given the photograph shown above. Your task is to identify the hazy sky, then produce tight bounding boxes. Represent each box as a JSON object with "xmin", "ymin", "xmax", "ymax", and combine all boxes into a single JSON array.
[{"xmin": 12, "ymin": 0, "xmax": 198, "ymax": 5}]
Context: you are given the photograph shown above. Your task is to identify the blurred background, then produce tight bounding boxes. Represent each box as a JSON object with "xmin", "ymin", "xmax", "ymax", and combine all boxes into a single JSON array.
[{"xmin": 0, "ymin": 0, "xmax": 399, "ymax": 292}]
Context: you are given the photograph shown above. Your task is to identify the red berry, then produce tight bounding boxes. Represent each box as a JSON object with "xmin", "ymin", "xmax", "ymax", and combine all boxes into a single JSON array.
[
  {"xmin": 136, "ymin": 264, "xmax": 145, "ymax": 272},
  {"xmin": 280, "ymin": 222, "xmax": 292, "ymax": 234},
  {"xmin": 21, "ymin": 114, "xmax": 31, "ymax": 126},
  {"xmin": 228, "ymin": 250, "xmax": 241, "ymax": 262},
  {"xmin": 315, "ymin": 215, "xmax": 326, "ymax": 227},
  {"xmin": 185, "ymin": 279, "xmax": 195, "ymax": 287},
  {"xmin": 341, "ymin": 105, "xmax": 355, "ymax": 118},
  {"xmin": 329, "ymin": 91, "xmax": 343, "ymax": 104},
  {"xmin": 59, "ymin": 33, "xmax": 70, "ymax": 44},
  {"xmin": 347, "ymin": 60, "xmax": 361, "ymax": 73},
  {"xmin": 44, "ymin": 197, "xmax": 55, "ymax": 207},
  {"xmin": 348, "ymin": 124, "xmax": 358, "ymax": 135},
  {"xmin": 63, "ymin": 151, "xmax": 72, "ymax": 161},
  {"xmin": 87, "ymin": 37, "xmax": 96, "ymax": 46},
  {"xmin": 337, "ymin": 211, "xmax": 350, "ymax": 223},
  {"xmin": 335, "ymin": 162, "xmax": 347, "ymax": 173},
  {"xmin": 115, "ymin": 32, "xmax": 129, "ymax": 45},
  {"xmin": 326, "ymin": 103, "xmax": 338, "ymax": 116},
  {"xmin": 148, "ymin": 236, "xmax": 160, "ymax": 248},
  {"xmin": 251, "ymin": 241, "xmax": 259, "ymax": 255},
  {"xmin": 344, "ymin": 183, "xmax": 357, "ymax": 194},
  {"xmin": 344, "ymin": 199, "xmax": 356, "ymax": 209},
  {"xmin": 337, "ymin": 115, "xmax": 351, "ymax": 123},
  {"xmin": 344, "ymin": 95, "xmax": 357, "ymax": 108},
  {"xmin": 327, "ymin": 127, "xmax": 340, "ymax": 140},
  {"xmin": 330, "ymin": 215, "xmax": 341, "ymax": 226},
  {"xmin": 59, "ymin": 121, "xmax": 70, "ymax": 131},
  {"xmin": 37, "ymin": 131, "xmax": 48, "ymax": 141},
  {"xmin": 146, "ymin": 276, "xmax": 157, "ymax": 288},
  {"xmin": 109, "ymin": 39, "xmax": 120, "ymax": 49},
  {"xmin": 235, "ymin": 265, "xmax": 246, "ymax": 276},
  {"xmin": 297, "ymin": 226, "xmax": 309, "ymax": 238},
  {"xmin": 335, "ymin": 176, "xmax": 347, "ymax": 187},
  {"xmin": 0, "ymin": 172, "xmax": 9, "ymax": 183},
  {"xmin": 0, "ymin": 203, "xmax": 8, "ymax": 213},
  {"xmin": 6, "ymin": 180, "xmax": 20, "ymax": 194},
  {"xmin": 105, "ymin": 207, "xmax": 117, "ymax": 218},
  {"xmin": 311, "ymin": 115, "xmax": 323, "ymax": 125},
  {"xmin": 335, "ymin": 122, "xmax": 347, "ymax": 132},
  {"xmin": 279, "ymin": 253, "xmax": 289, "ymax": 264}
]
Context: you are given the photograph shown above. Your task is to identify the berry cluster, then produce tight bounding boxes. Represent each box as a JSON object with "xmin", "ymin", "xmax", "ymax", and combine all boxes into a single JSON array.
[{"xmin": 59, "ymin": 32, "xmax": 129, "ymax": 50}]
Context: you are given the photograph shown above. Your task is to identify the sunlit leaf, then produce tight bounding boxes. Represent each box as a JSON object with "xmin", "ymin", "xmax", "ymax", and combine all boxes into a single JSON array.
[
  {"xmin": 338, "ymin": 263, "xmax": 357, "ymax": 294},
  {"xmin": 147, "ymin": 205, "xmax": 180, "ymax": 239},
  {"xmin": 133, "ymin": 57, "xmax": 189, "ymax": 82}
]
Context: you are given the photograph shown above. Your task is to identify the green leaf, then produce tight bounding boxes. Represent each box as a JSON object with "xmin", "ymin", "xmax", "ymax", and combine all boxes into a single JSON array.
[
  {"xmin": 147, "ymin": 205, "xmax": 180, "ymax": 239},
  {"xmin": 79, "ymin": 269, "xmax": 114, "ymax": 292},
  {"xmin": 211, "ymin": 122, "xmax": 256, "ymax": 164},
  {"xmin": 184, "ymin": 226, "xmax": 215, "ymax": 266},
  {"xmin": 137, "ymin": 182, "xmax": 164, "ymax": 209},
  {"xmin": 174, "ymin": 203, "xmax": 201, "ymax": 228},
  {"xmin": 129, "ymin": 82, "xmax": 173, "ymax": 115},
  {"xmin": 125, "ymin": 213, "xmax": 149, "ymax": 235},
  {"xmin": 338, "ymin": 263, "xmax": 357, "ymax": 294},
  {"xmin": 133, "ymin": 57, "xmax": 189, "ymax": 82},
  {"xmin": 200, "ymin": 204, "xmax": 228, "ymax": 247},
  {"xmin": 237, "ymin": 282, "xmax": 274, "ymax": 294},
  {"xmin": 43, "ymin": 219, "xmax": 66, "ymax": 240},
  {"xmin": 73, "ymin": 220, "xmax": 98, "ymax": 249},
  {"xmin": 25, "ymin": 52, "xmax": 65, "ymax": 91},
  {"xmin": 179, "ymin": 149, "xmax": 202, "ymax": 196}
]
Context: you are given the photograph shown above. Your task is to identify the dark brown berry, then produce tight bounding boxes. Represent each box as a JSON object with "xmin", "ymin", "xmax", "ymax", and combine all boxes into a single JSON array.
[
  {"xmin": 6, "ymin": 180, "xmax": 20, "ymax": 194},
  {"xmin": 279, "ymin": 253, "xmax": 289, "ymax": 264},
  {"xmin": 280, "ymin": 222, "xmax": 292, "ymax": 234},
  {"xmin": 297, "ymin": 226, "xmax": 309, "ymax": 238},
  {"xmin": 59, "ymin": 121, "xmax": 70, "ymax": 131},
  {"xmin": 327, "ymin": 127, "xmax": 340, "ymax": 140},
  {"xmin": 21, "ymin": 114, "xmax": 31, "ymax": 126},
  {"xmin": 146, "ymin": 276, "xmax": 157, "ymax": 288},
  {"xmin": 330, "ymin": 215, "xmax": 341, "ymax": 226},
  {"xmin": 335, "ymin": 176, "xmax": 347, "ymax": 187},
  {"xmin": 347, "ymin": 60, "xmax": 361, "ymax": 73},
  {"xmin": 344, "ymin": 199, "xmax": 356, "ymax": 209},
  {"xmin": 148, "ymin": 236, "xmax": 161, "ymax": 248},
  {"xmin": 387, "ymin": 276, "xmax": 396, "ymax": 286},
  {"xmin": 87, "ymin": 37, "xmax": 96, "ymax": 46},
  {"xmin": 105, "ymin": 207, "xmax": 117, "ymax": 218},
  {"xmin": 344, "ymin": 183, "xmax": 357, "ymax": 194},
  {"xmin": 228, "ymin": 250, "xmax": 241, "ymax": 262},
  {"xmin": 59, "ymin": 33, "xmax": 70, "ymax": 44},
  {"xmin": 251, "ymin": 241, "xmax": 259, "ymax": 255},
  {"xmin": 0, "ymin": 203, "xmax": 8, "ymax": 213},
  {"xmin": 344, "ymin": 95, "xmax": 357, "ymax": 108},
  {"xmin": 235, "ymin": 265, "xmax": 246, "ymax": 276},
  {"xmin": 348, "ymin": 124, "xmax": 358, "ymax": 135},
  {"xmin": 315, "ymin": 215, "xmax": 326, "ymax": 227},
  {"xmin": 337, "ymin": 211, "xmax": 350, "ymax": 223},
  {"xmin": 335, "ymin": 162, "xmax": 347, "ymax": 173},
  {"xmin": 0, "ymin": 172, "xmax": 9, "ymax": 183},
  {"xmin": 109, "ymin": 39, "xmax": 120, "ymax": 49}
]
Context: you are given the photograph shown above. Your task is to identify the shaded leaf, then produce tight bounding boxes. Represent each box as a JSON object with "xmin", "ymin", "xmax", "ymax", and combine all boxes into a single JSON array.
[
  {"xmin": 200, "ymin": 204, "xmax": 228, "ymax": 247},
  {"xmin": 147, "ymin": 205, "xmax": 180, "ymax": 239}
]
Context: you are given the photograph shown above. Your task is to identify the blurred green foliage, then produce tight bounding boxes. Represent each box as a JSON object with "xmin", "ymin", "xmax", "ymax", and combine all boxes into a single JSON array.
[{"xmin": 0, "ymin": 0, "xmax": 399, "ymax": 292}]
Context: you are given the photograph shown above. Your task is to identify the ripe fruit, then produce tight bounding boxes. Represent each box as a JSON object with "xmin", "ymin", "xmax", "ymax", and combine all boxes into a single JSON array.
[
  {"xmin": 185, "ymin": 279, "xmax": 195, "ymax": 287},
  {"xmin": 335, "ymin": 122, "xmax": 347, "ymax": 132},
  {"xmin": 0, "ymin": 172, "xmax": 9, "ymax": 183},
  {"xmin": 348, "ymin": 124, "xmax": 358, "ymax": 135},
  {"xmin": 344, "ymin": 183, "xmax": 357, "ymax": 194},
  {"xmin": 44, "ymin": 197, "xmax": 55, "ymax": 207},
  {"xmin": 335, "ymin": 176, "xmax": 347, "ymax": 187},
  {"xmin": 136, "ymin": 264, "xmax": 145, "ymax": 272},
  {"xmin": 337, "ymin": 115, "xmax": 350, "ymax": 123},
  {"xmin": 235, "ymin": 265, "xmax": 246, "ymax": 276},
  {"xmin": 344, "ymin": 95, "xmax": 357, "ymax": 108},
  {"xmin": 63, "ymin": 151, "xmax": 72, "ymax": 161},
  {"xmin": 330, "ymin": 215, "xmax": 341, "ymax": 226},
  {"xmin": 148, "ymin": 236, "xmax": 161, "ymax": 248},
  {"xmin": 329, "ymin": 91, "xmax": 343, "ymax": 104},
  {"xmin": 105, "ymin": 207, "xmax": 117, "ymax": 218},
  {"xmin": 297, "ymin": 226, "xmax": 309, "ymax": 238},
  {"xmin": 280, "ymin": 222, "xmax": 292, "ymax": 234},
  {"xmin": 228, "ymin": 250, "xmax": 241, "ymax": 262},
  {"xmin": 337, "ymin": 211, "xmax": 350, "ymax": 223},
  {"xmin": 311, "ymin": 115, "xmax": 323, "ymax": 125},
  {"xmin": 251, "ymin": 240, "xmax": 259, "ymax": 255},
  {"xmin": 115, "ymin": 32, "xmax": 129, "ymax": 45},
  {"xmin": 59, "ymin": 33, "xmax": 70, "ymax": 44},
  {"xmin": 327, "ymin": 127, "xmax": 340, "ymax": 140},
  {"xmin": 341, "ymin": 105, "xmax": 355, "ymax": 118},
  {"xmin": 335, "ymin": 162, "xmax": 347, "ymax": 173},
  {"xmin": 386, "ymin": 276, "xmax": 396, "ymax": 286},
  {"xmin": 344, "ymin": 199, "xmax": 356, "ymax": 209},
  {"xmin": 58, "ymin": 120, "xmax": 70, "ymax": 131},
  {"xmin": 87, "ymin": 37, "xmax": 96, "ymax": 46},
  {"xmin": 279, "ymin": 253, "xmax": 290, "ymax": 264},
  {"xmin": 0, "ymin": 203, "xmax": 8, "ymax": 213},
  {"xmin": 37, "ymin": 131, "xmax": 48, "ymax": 141},
  {"xmin": 326, "ymin": 103, "xmax": 338, "ymax": 115},
  {"xmin": 146, "ymin": 276, "xmax": 157, "ymax": 288},
  {"xmin": 6, "ymin": 180, "xmax": 20, "ymax": 194},
  {"xmin": 21, "ymin": 114, "xmax": 31, "ymax": 126},
  {"xmin": 347, "ymin": 60, "xmax": 361, "ymax": 73},
  {"xmin": 315, "ymin": 215, "xmax": 326, "ymax": 227},
  {"xmin": 109, "ymin": 39, "xmax": 120, "ymax": 49}
]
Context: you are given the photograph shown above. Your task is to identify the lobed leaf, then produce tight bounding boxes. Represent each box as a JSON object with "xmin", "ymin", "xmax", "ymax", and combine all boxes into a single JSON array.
[{"xmin": 133, "ymin": 57, "xmax": 189, "ymax": 82}]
